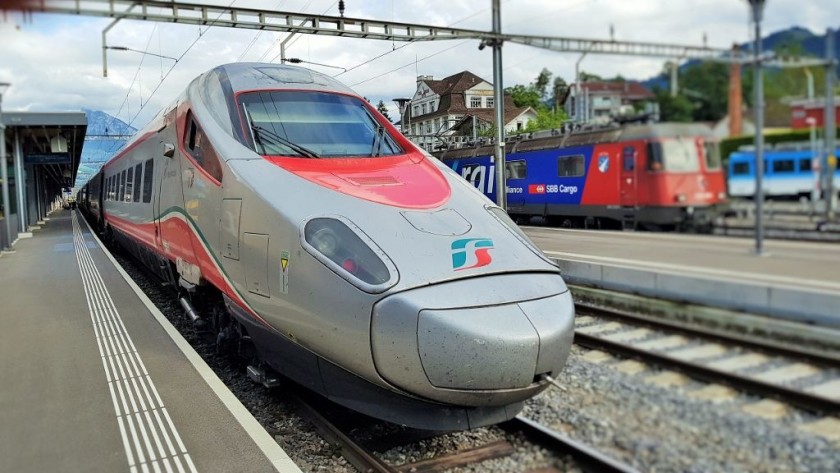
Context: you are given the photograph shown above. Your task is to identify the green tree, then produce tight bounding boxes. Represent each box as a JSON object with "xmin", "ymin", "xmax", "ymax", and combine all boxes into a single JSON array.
[
  {"xmin": 534, "ymin": 68, "xmax": 552, "ymax": 100},
  {"xmin": 552, "ymin": 76, "xmax": 569, "ymax": 110},
  {"xmin": 681, "ymin": 62, "xmax": 729, "ymax": 122},
  {"xmin": 578, "ymin": 70, "xmax": 602, "ymax": 82},
  {"xmin": 524, "ymin": 108, "xmax": 569, "ymax": 133},
  {"xmin": 376, "ymin": 100, "xmax": 391, "ymax": 121},
  {"xmin": 653, "ymin": 87, "xmax": 693, "ymax": 122},
  {"xmin": 505, "ymin": 84, "xmax": 542, "ymax": 108}
]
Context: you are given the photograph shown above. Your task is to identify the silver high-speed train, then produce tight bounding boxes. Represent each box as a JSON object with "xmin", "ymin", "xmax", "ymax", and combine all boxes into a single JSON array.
[{"xmin": 78, "ymin": 63, "xmax": 575, "ymax": 430}]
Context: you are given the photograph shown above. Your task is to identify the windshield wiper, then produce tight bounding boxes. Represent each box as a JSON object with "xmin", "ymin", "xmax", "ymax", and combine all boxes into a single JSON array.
[
  {"xmin": 252, "ymin": 125, "xmax": 320, "ymax": 159},
  {"xmin": 362, "ymin": 105, "xmax": 392, "ymax": 157}
]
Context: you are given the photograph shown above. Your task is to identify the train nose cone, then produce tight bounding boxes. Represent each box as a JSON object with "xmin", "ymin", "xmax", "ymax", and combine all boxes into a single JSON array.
[
  {"xmin": 418, "ymin": 304, "xmax": 539, "ymax": 389},
  {"xmin": 371, "ymin": 273, "xmax": 574, "ymax": 406}
]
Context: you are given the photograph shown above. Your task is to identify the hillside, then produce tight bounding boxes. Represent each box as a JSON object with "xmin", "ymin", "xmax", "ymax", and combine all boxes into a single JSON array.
[
  {"xmin": 643, "ymin": 26, "xmax": 839, "ymax": 91},
  {"xmin": 75, "ymin": 109, "xmax": 136, "ymax": 187}
]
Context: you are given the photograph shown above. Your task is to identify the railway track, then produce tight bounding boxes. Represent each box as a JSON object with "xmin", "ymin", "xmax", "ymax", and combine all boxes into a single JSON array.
[
  {"xmin": 573, "ymin": 302, "xmax": 840, "ymax": 415},
  {"xmin": 292, "ymin": 390, "xmax": 639, "ymax": 473}
]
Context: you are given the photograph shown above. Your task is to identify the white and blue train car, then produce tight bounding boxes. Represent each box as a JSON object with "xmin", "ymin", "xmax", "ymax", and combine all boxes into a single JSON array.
[{"xmin": 728, "ymin": 148, "xmax": 840, "ymax": 198}]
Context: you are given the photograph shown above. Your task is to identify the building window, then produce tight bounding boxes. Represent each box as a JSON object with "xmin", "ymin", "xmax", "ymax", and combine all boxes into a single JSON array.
[
  {"xmin": 421, "ymin": 103, "xmax": 427, "ymax": 115},
  {"xmin": 517, "ymin": 122, "xmax": 523, "ymax": 131},
  {"xmin": 486, "ymin": 97, "xmax": 494, "ymax": 108},
  {"xmin": 470, "ymin": 96, "xmax": 481, "ymax": 108},
  {"xmin": 413, "ymin": 106, "xmax": 419, "ymax": 116},
  {"xmin": 426, "ymin": 121, "xmax": 432, "ymax": 134}
]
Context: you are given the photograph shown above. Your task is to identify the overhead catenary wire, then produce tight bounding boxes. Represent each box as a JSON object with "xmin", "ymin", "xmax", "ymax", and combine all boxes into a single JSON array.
[
  {"xmin": 257, "ymin": 0, "xmax": 315, "ymax": 62},
  {"xmin": 237, "ymin": 0, "xmax": 287, "ymax": 61},
  {"xmin": 349, "ymin": 40, "xmax": 470, "ymax": 87},
  {"xmin": 333, "ymin": 1, "xmax": 507, "ymax": 79},
  {"xmin": 267, "ymin": 0, "xmax": 338, "ymax": 64},
  {"xmin": 106, "ymin": 0, "xmax": 238, "ymax": 156},
  {"xmin": 101, "ymin": 23, "xmax": 159, "ymax": 155}
]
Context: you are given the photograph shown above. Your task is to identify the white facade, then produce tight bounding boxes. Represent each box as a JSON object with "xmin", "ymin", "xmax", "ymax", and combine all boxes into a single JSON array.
[{"xmin": 406, "ymin": 74, "xmax": 534, "ymax": 152}]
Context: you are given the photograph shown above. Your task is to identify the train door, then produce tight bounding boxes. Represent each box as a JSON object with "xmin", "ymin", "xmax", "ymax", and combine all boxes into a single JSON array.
[
  {"xmin": 180, "ymin": 111, "xmax": 225, "ymax": 285},
  {"xmin": 155, "ymin": 102, "xmax": 202, "ymax": 285},
  {"xmin": 620, "ymin": 145, "xmax": 637, "ymax": 206}
]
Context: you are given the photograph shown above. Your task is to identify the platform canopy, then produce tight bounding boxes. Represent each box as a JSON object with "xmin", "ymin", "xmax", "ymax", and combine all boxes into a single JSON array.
[{"xmin": 2, "ymin": 112, "xmax": 87, "ymax": 191}]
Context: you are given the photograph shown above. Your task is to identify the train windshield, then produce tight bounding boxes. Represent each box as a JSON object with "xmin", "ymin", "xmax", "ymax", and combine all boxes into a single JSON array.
[
  {"xmin": 647, "ymin": 138, "xmax": 700, "ymax": 172},
  {"xmin": 239, "ymin": 91, "xmax": 403, "ymax": 158}
]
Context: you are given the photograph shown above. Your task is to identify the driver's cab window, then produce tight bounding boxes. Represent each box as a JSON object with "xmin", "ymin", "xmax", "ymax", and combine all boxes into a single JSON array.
[{"xmin": 184, "ymin": 113, "xmax": 223, "ymax": 184}]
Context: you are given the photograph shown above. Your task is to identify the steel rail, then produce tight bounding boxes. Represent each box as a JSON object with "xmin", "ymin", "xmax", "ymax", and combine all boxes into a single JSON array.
[
  {"xmin": 573, "ymin": 331, "xmax": 840, "ymax": 415},
  {"xmin": 502, "ymin": 416, "xmax": 640, "ymax": 473},
  {"xmin": 293, "ymin": 395, "xmax": 397, "ymax": 473},
  {"xmin": 575, "ymin": 302, "xmax": 840, "ymax": 366}
]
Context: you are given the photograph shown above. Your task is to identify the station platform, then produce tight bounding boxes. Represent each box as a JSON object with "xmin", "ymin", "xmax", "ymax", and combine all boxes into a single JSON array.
[
  {"xmin": 0, "ymin": 210, "xmax": 301, "ymax": 473},
  {"xmin": 524, "ymin": 227, "xmax": 840, "ymax": 327}
]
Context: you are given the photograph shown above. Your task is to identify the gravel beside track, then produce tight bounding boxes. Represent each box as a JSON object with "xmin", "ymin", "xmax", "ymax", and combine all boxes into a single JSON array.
[
  {"xmin": 525, "ymin": 345, "xmax": 840, "ymax": 473},
  {"xmin": 111, "ymin": 248, "xmax": 838, "ymax": 472}
]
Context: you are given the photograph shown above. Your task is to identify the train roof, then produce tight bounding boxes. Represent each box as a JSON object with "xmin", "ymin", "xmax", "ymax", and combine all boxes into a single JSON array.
[
  {"xmin": 619, "ymin": 123, "xmax": 715, "ymax": 140},
  {"xmin": 436, "ymin": 122, "xmax": 717, "ymax": 161},
  {"xmin": 204, "ymin": 62, "xmax": 356, "ymax": 95}
]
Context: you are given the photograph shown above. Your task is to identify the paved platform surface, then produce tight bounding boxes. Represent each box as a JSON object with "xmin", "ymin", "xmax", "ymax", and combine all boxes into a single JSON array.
[
  {"xmin": 524, "ymin": 227, "xmax": 840, "ymax": 326},
  {"xmin": 0, "ymin": 210, "xmax": 300, "ymax": 473}
]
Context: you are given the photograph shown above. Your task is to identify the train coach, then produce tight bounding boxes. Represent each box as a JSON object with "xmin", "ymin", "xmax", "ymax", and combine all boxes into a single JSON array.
[
  {"xmin": 436, "ymin": 123, "xmax": 728, "ymax": 231},
  {"xmin": 78, "ymin": 63, "xmax": 575, "ymax": 431},
  {"xmin": 728, "ymin": 146, "xmax": 840, "ymax": 199}
]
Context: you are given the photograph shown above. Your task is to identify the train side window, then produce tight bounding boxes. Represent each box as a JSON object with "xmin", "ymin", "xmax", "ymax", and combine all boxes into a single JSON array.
[
  {"xmin": 622, "ymin": 146, "xmax": 635, "ymax": 172},
  {"xmin": 647, "ymin": 142, "xmax": 663, "ymax": 171},
  {"xmin": 732, "ymin": 162, "xmax": 750, "ymax": 175},
  {"xmin": 120, "ymin": 170, "xmax": 127, "ymax": 202},
  {"xmin": 185, "ymin": 115, "xmax": 224, "ymax": 183},
  {"xmin": 505, "ymin": 160, "xmax": 527, "ymax": 179},
  {"xmin": 557, "ymin": 155, "xmax": 585, "ymax": 177},
  {"xmin": 125, "ymin": 167, "xmax": 134, "ymax": 202},
  {"xmin": 799, "ymin": 159, "xmax": 812, "ymax": 172},
  {"xmin": 704, "ymin": 142, "xmax": 721, "ymax": 170},
  {"xmin": 133, "ymin": 164, "xmax": 143, "ymax": 202},
  {"xmin": 142, "ymin": 159, "xmax": 154, "ymax": 203},
  {"xmin": 774, "ymin": 159, "xmax": 795, "ymax": 173}
]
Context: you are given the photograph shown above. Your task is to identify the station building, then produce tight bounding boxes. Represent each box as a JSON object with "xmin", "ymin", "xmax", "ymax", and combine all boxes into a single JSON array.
[{"xmin": 0, "ymin": 111, "xmax": 87, "ymax": 250}]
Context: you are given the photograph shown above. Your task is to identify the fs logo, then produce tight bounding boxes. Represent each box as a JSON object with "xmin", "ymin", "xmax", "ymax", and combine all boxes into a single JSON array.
[{"xmin": 451, "ymin": 238, "xmax": 494, "ymax": 271}]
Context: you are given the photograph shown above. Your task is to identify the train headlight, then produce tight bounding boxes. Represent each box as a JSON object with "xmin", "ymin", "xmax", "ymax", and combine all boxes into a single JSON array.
[
  {"xmin": 302, "ymin": 217, "xmax": 398, "ymax": 293},
  {"xmin": 675, "ymin": 193, "xmax": 687, "ymax": 203}
]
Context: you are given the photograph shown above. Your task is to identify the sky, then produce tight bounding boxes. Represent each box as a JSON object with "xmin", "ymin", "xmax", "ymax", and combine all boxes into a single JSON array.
[{"xmin": 0, "ymin": 0, "xmax": 838, "ymax": 130}]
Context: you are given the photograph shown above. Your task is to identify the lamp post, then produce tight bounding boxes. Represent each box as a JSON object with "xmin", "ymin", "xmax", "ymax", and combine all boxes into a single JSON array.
[
  {"xmin": 393, "ymin": 98, "xmax": 410, "ymax": 134},
  {"xmin": 0, "ymin": 82, "xmax": 12, "ymax": 252},
  {"xmin": 747, "ymin": 0, "xmax": 766, "ymax": 255}
]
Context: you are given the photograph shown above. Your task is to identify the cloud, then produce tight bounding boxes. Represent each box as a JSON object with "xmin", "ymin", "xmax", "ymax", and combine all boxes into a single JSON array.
[{"xmin": 0, "ymin": 0, "xmax": 837, "ymax": 124}]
